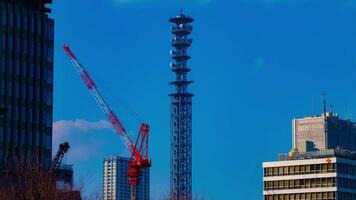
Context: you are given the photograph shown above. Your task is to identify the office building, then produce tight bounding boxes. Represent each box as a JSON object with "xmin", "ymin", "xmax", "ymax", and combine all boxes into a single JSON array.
[
  {"xmin": 293, "ymin": 112, "xmax": 356, "ymax": 152},
  {"xmin": 264, "ymin": 109, "xmax": 356, "ymax": 199},
  {"xmin": 0, "ymin": 0, "xmax": 54, "ymax": 168},
  {"xmin": 103, "ymin": 156, "xmax": 149, "ymax": 200},
  {"xmin": 263, "ymin": 150, "xmax": 356, "ymax": 200}
]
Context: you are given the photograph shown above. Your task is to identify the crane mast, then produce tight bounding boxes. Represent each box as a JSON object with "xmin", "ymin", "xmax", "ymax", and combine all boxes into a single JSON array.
[{"xmin": 63, "ymin": 45, "xmax": 151, "ymax": 200}]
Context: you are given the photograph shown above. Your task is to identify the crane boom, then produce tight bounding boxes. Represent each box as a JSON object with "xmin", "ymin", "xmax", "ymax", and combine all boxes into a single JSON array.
[
  {"xmin": 63, "ymin": 45, "xmax": 134, "ymax": 152},
  {"xmin": 49, "ymin": 142, "xmax": 70, "ymax": 170},
  {"xmin": 64, "ymin": 45, "xmax": 151, "ymax": 200}
]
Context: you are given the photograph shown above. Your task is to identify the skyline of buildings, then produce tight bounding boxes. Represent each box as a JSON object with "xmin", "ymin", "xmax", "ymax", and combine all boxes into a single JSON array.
[
  {"xmin": 0, "ymin": 0, "xmax": 54, "ymax": 168},
  {"xmin": 103, "ymin": 156, "xmax": 150, "ymax": 200},
  {"xmin": 1, "ymin": 1, "xmax": 354, "ymax": 199}
]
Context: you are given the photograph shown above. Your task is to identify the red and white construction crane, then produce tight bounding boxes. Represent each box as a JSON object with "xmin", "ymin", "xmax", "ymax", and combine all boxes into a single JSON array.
[{"xmin": 63, "ymin": 45, "xmax": 151, "ymax": 200}]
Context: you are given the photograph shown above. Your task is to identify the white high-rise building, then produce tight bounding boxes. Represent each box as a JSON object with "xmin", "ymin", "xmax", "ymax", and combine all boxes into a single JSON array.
[{"xmin": 103, "ymin": 156, "xmax": 149, "ymax": 200}]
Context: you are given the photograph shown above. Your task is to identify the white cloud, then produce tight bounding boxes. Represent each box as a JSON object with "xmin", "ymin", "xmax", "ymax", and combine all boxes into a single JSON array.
[
  {"xmin": 53, "ymin": 119, "xmax": 113, "ymax": 141},
  {"xmin": 52, "ymin": 119, "xmax": 132, "ymax": 162}
]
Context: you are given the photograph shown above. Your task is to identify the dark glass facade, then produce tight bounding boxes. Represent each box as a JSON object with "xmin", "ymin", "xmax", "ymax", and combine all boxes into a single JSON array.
[{"xmin": 0, "ymin": 0, "xmax": 53, "ymax": 168}]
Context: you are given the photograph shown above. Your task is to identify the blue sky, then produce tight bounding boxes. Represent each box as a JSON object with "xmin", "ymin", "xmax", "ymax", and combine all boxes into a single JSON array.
[{"xmin": 49, "ymin": 0, "xmax": 356, "ymax": 199}]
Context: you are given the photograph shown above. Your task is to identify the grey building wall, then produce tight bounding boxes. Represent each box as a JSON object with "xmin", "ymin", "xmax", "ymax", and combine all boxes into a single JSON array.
[
  {"xmin": 293, "ymin": 113, "xmax": 356, "ymax": 152},
  {"xmin": 0, "ymin": 1, "xmax": 53, "ymax": 168},
  {"xmin": 103, "ymin": 156, "xmax": 150, "ymax": 200}
]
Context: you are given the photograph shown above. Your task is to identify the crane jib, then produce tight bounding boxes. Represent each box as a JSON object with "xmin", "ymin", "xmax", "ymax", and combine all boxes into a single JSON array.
[
  {"xmin": 63, "ymin": 45, "xmax": 151, "ymax": 188},
  {"xmin": 108, "ymin": 111, "xmax": 126, "ymax": 134},
  {"xmin": 81, "ymin": 70, "xmax": 96, "ymax": 89}
]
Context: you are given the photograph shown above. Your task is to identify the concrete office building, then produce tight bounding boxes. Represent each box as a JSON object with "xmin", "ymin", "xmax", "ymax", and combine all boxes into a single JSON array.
[
  {"xmin": 264, "ymin": 110, "xmax": 356, "ymax": 199},
  {"xmin": 263, "ymin": 150, "xmax": 356, "ymax": 200},
  {"xmin": 293, "ymin": 112, "xmax": 356, "ymax": 152},
  {"xmin": 0, "ymin": 0, "xmax": 54, "ymax": 168},
  {"xmin": 103, "ymin": 156, "xmax": 150, "ymax": 200}
]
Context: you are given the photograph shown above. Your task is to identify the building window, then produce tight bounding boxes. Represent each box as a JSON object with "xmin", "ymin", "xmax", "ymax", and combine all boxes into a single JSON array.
[
  {"xmin": 24, "ymin": 15, "xmax": 28, "ymax": 31},
  {"xmin": 1, "ymin": 11, "xmax": 6, "ymax": 26},
  {"xmin": 47, "ymin": 48, "xmax": 53, "ymax": 62},
  {"xmin": 1, "ymin": 34, "xmax": 5, "ymax": 49},
  {"xmin": 9, "ymin": 12, "xmax": 13, "ymax": 27}
]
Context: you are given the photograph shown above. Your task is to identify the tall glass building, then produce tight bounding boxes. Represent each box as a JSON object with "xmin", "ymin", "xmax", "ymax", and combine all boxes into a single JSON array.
[
  {"xmin": 0, "ymin": 0, "xmax": 54, "ymax": 168},
  {"xmin": 103, "ymin": 156, "xmax": 150, "ymax": 200}
]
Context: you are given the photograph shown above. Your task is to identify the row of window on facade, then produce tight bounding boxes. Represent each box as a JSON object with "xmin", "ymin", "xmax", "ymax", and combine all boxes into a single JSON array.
[
  {"xmin": 296, "ymin": 123, "xmax": 324, "ymax": 131},
  {"xmin": 3, "ymin": 145, "xmax": 52, "ymax": 158},
  {"xmin": 264, "ymin": 163, "xmax": 335, "ymax": 177},
  {"xmin": 0, "ymin": 104, "xmax": 52, "ymax": 126},
  {"xmin": 265, "ymin": 177, "xmax": 336, "ymax": 190},
  {"xmin": 0, "ymin": 83, "xmax": 53, "ymax": 106},
  {"xmin": 1, "ymin": 35, "xmax": 53, "ymax": 62},
  {"xmin": 0, "ymin": 59, "xmax": 54, "ymax": 84},
  {"xmin": 265, "ymin": 163, "xmax": 356, "ymax": 177},
  {"xmin": 265, "ymin": 192, "xmax": 336, "ymax": 200},
  {"xmin": 1, "ymin": 8, "xmax": 54, "ymax": 40},
  {"xmin": 0, "ymin": 129, "xmax": 51, "ymax": 149}
]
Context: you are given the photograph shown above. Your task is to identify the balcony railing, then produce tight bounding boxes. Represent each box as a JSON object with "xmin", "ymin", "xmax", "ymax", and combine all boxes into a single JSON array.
[
  {"xmin": 170, "ymin": 50, "xmax": 190, "ymax": 59},
  {"xmin": 171, "ymin": 38, "xmax": 193, "ymax": 47},
  {"xmin": 278, "ymin": 149, "xmax": 356, "ymax": 161},
  {"xmin": 171, "ymin": 25, "xmax": 193, "ymax": 34}
]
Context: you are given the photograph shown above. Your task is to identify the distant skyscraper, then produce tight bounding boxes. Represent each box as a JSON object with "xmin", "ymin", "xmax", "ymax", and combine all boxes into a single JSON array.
[
  {"xmin": 103, "ymin": 156, "xmax": 150, "ymax": 200},
  {"xmin": 0, "ymin": 0, "xmax": 54, "ymax": 168},
  {"xmin": 293, "ymin": 112, "xmax": 356, "ymax": 152},
  {"xmin": 169, "ymin": 11, "xmax": 194, "ymax": 200}
]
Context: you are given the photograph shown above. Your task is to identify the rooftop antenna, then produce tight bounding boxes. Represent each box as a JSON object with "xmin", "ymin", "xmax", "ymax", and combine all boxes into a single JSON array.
[
  {"xmin": 346, "ymin": 103, "xmax": 349, "ymax": 120},
  {"xmin": 322, "ymin": 92, "xmax": 327, "ymax": 117},
  {"xmin": 181, "ymin": 8, "xmax": 183, "ymax": 15},
  {"xmin": 312, "ymin": 96, "xmax": 315, "ymax": 115},
  {"xmin": 330, "ymin": 104, "xmax": 334, "ymax": 114}
]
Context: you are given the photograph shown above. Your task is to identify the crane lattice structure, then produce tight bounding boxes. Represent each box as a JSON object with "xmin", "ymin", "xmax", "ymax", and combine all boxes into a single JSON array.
[
  {"xmin": 49, "ymin": 142, "xmax": 70, "ymax": 170},
  {"xmin": 169, "ymin": 11, "xmax": 194, "ymax": 200},
  {"xmin": 64, "ymin": 45, "xmax": 151, "ymax": 200}
]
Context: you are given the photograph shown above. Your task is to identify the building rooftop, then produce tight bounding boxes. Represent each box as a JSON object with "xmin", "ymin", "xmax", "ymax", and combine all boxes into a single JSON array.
[
  {"xmin": 278, "ymin": 149, "xmax": 356, "ymax": 161},
  {"xmin": 169, "ymin": 12, "xmax": 194, "ymax": 24},
  {"xmin": 104, "ymin": 155, "xmax": 129, "ymax": 161},
  {"xmin": 0, "ymin": 0, "xmax": 53, "ymax": 13}
]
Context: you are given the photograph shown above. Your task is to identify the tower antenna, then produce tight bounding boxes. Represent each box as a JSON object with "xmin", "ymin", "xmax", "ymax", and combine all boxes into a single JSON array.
[
  {"xmin": 169, "ymin": 12, "xmax": 194, "ymax": 200},
  {"xmin": 322, "ymin": 92, "xmax": 327, "ymax": 116}
]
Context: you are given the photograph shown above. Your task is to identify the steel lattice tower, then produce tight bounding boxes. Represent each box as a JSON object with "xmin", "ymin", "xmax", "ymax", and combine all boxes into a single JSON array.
[{"xmin": 169, "ymin": 11, "xmax": 194, "ymax": 200}]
